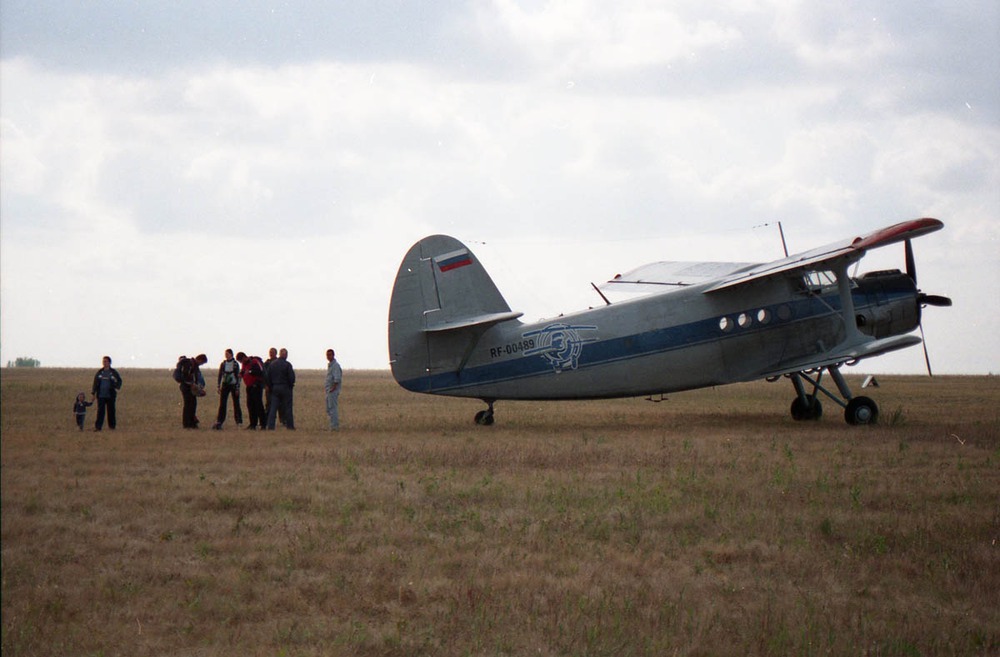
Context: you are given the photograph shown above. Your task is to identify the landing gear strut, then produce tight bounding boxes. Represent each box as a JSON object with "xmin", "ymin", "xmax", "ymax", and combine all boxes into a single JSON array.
[
  {"xmin": 787, "ymin": 364, "xmax": 879, "ymax": 425},
  {"xmin": 474, "ymin": 400, "xmax": 496, "ymax": 426}
]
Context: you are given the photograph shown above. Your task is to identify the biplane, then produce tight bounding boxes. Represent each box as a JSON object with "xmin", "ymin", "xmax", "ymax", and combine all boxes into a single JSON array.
[{"xmin": 388, "ymin": 219, "xmax": 951, "ymax": 425}]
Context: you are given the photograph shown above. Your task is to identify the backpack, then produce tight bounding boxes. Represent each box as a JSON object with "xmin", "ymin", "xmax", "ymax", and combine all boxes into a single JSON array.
[
  {"xmin": 222, "ymin": 359, "xmax": 239, "ymax": 386},
  {"xmin": 248, "ymin": 357, "xmax": 263, "ymax": 377},
  {"xmin": 172, "ymin": 357, "xmax": 190, "ymax": 383}
]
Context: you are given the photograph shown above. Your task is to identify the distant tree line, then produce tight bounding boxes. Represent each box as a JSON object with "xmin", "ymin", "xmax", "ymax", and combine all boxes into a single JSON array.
[{"xmin": 6, "ymin": 357, "xmax": 41, "ymax": 368}]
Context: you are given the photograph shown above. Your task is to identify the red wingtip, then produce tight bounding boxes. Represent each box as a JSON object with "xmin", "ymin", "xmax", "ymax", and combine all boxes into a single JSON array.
[{"xmin": 852, "ymin": 218, "xmax": 943, "ymax": 250}]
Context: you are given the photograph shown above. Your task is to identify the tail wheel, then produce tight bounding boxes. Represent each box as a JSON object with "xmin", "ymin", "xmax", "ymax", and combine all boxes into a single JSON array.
[
  {"xmin": 790, "ymin": 396, "xmax": 823, "ymax": 421},
  {"xmin": 845, "ymin": 396, "xmax": 879, "ymax": 425},
  {"xmin": 474, "ymin": 410, "xmax": 494, "ymax": 426}
]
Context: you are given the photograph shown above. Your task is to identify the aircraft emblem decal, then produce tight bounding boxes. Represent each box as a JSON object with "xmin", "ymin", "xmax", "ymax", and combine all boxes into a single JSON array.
[{"xmin": 522, "ymin": 323, "xmax": 599, "ymax": 373}]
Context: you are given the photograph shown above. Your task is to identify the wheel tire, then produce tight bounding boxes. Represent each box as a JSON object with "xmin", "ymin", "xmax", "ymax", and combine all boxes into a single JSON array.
[
  {"xmin": 845, "ymin": 396, "xmax": 879, "ymax": 425},
  {"xmin": 474, "ymin": 410, "xmax": 494, "ymax": 426},
  {"xmin": 790, "ymin": 396, "xmax": 823, "ymax": 421}
]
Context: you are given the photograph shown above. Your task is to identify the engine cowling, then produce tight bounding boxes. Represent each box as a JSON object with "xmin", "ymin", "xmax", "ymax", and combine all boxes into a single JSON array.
[{"xmin": 852, "ymin": 270, "xmax": 920, "ymax": 339}]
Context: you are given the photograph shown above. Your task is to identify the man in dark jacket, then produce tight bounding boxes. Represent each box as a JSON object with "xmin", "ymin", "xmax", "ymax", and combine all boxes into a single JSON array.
[
  {"xmin": 264, "ymin": 348, "xmax": 295, "ymax": 430},
  {"xmin": 262, "ymin": 347, "xmax": 284, "ymax": 426},
  {"xmin": 91, "ymin": 355, "xmax": 123, "ymax": 430}
]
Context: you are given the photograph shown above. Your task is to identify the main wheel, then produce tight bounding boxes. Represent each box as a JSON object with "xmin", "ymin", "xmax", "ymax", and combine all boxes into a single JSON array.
[
  {"xmin": 474, "ymin": 410, "xmax": 494, "ymax": 426},
  {"xmin": 844, "ymin": 396, "xmax": 878, "ymax": 425},
  {"xmin": 790, "ymin": 396, "xmax": 823, "ymax": 421}
]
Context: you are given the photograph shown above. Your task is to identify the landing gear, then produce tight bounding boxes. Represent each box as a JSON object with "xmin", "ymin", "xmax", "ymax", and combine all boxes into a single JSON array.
[
  {"xmin": 790, "ymin": 395, "xmax": 823, "ymax": 421},
  {"xmin": 787, "ymin": 365, "xmax": 879, "ymax": 425},
  {"xmin": 844, "ymin": 396, "xmax": 879, "ymax": 425},
  {"xmin": 474, "ymin": 400, "xmax": 496, "ymax": 426}
]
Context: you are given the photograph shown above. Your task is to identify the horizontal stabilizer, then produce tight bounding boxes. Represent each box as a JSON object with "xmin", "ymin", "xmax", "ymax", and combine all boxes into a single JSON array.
[{"xmin": 424, "ymin": 310, "xmax": 523, "ymax": 333}]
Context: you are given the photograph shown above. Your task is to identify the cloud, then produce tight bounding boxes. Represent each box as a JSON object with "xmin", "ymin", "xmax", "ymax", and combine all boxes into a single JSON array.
[
  {"xmin": 481, "ymin": 0, "xmax": 743, "ymax": 75},
  {"xmin": 0, "ymin": 1, "xmax": 471, "ymax": 73}
]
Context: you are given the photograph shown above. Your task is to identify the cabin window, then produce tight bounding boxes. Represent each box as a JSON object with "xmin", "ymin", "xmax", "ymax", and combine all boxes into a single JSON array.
[
  {"xmin": 757, "ymin": 309, "xmax": 771, "ymax": 324},
  {"xmin": 719, "ymin": 317, "xmax": 733, "ymax": 332},
  {"xmin": 738, "ymin": 312, "xmax": 751, "ymax": 328}
]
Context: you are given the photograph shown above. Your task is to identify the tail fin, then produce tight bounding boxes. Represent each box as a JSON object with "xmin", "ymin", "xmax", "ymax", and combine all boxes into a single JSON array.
[{"xmin": 388, "ymin": 235, "xmax": 522, "ymax": 390}]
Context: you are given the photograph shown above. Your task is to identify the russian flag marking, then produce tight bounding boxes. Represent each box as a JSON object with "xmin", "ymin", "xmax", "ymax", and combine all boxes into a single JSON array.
[{"xmin": 436, "ymin": 249, "xmax": 473, "ymax": 272}]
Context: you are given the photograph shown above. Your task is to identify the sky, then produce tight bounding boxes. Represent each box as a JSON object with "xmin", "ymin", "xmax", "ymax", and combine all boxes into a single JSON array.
[{"xmin": 1, "ymin": 0, "xmax": 998, "ymax": 374}]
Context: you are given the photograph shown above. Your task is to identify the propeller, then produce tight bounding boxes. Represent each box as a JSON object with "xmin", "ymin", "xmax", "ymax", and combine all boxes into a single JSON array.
[
  {"xmin": 905, "ymin": 237, "xmax": 917, "ymax": 285},
  {"xmin": 918, "ymin": 294, "xmax": 952, "ymax": 308},
  {"xmin": 904, "ymin": 239, "xmax": 952, "ymax": 375}
]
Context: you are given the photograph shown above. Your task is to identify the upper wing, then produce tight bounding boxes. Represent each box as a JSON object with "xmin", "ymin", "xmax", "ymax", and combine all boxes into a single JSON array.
[
  {"xmin": 601, "ymin": 261, "xmax": 756, "ymax": 295},
  {"xmin": 601, "ymin": 219, "xmax": 943, "ymax": 297},
  {"xmin": 706, "ymin": 218, "xmax": 943, "ymax": 293}
]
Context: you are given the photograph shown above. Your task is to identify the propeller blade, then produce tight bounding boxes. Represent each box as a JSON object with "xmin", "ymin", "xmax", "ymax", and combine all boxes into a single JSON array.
[
  {"xmin": 918, "ymin": 294, "xmax": 952, "ymax": 307},
  {"xmin": 905, "ymin": 238, "xmax": 916, "ymax": 285},
  {"xmin": 920, "ymin": 323, "xmax": 933, "ymax": 376},
  {"xmin": 907, "ymin": 237, "xmax": 947, "ymax": 376}
]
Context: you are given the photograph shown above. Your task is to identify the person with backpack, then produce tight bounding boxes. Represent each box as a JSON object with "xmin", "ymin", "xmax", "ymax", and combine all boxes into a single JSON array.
[
  {"xmin": 212, "ymin": 349, "xmax": 243, "ymax": 430},
  {"xmin": 236, "ymin": 351, "xmax": 266, "ymax": 430},
  {"xmin": 174, "ymin": 354, "xmax": 208, "ymax": 428}
]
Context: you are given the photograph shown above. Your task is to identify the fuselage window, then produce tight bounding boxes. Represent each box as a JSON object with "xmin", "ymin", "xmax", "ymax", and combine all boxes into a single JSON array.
[
  {"xmin": 719, "ymin": 317, "xmax": 733, "ymax": 332},
  {"xmin": 738, "ymin": 312, "xmax": 751, "ymax": 328},
  {"xmin": 757, "ymin": 308, "xmax": 771, "ymax": 324}
]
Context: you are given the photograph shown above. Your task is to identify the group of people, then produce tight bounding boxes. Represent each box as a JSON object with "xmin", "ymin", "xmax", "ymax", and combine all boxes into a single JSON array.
[{"xmin": 75, "ymin": 349, "xmax": 343, "ymax": 432}]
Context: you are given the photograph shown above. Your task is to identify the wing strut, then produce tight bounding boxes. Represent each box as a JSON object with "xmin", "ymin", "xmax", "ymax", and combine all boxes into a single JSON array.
[
  {"xmin": 833, "ymin": 260, "xmax": 865, "ymax": 345},
  {"xmin": 591, "ymin": 282, "xmax": 612, "ymax": 306}
]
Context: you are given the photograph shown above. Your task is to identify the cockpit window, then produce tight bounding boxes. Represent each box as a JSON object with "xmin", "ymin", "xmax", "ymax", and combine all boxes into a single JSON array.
[{"xmin": 802, "ymin": 270, "xmax": 837, "ymax": 292}]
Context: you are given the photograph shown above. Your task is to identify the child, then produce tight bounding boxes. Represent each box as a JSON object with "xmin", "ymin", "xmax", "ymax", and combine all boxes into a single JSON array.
[{"xmin": 73, "ymin": 392, "xmax": 94, "ymax": 431}]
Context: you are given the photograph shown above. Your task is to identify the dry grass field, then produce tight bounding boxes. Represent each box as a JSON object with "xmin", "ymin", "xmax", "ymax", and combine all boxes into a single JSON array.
[{"xmin": 2, "ymin": 367, "xmax": 998, "ymax": 656}]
